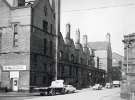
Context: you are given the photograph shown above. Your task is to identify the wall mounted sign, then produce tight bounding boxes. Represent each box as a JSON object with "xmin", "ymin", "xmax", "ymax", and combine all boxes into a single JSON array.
[{"xmin": 3, "ymin": 65, "xmax": 26, "ymax": 71}]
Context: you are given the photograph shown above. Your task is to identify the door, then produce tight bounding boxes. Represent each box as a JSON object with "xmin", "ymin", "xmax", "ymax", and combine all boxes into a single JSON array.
[{"xmin": 12, "ymin": 78, "xmax": 18, "ymax": 91}]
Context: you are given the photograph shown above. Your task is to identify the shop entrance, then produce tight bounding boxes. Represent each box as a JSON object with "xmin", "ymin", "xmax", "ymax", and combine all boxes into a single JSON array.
[
  {"xmin": 11, "ymin": 78, "xmax": 18, "ymax": 91},
  {"xmin": 10, "ymin": 71, "xmax": 19, "ymax": 92}
]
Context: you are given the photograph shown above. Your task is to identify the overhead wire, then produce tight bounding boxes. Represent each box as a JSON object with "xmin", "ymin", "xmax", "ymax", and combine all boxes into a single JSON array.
[{"xmin": 62, "ymin": 3, "xmax": 135, "ymax": 13}]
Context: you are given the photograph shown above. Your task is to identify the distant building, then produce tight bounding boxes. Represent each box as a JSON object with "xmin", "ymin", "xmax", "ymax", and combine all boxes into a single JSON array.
[
  {"xmin": 88, "ymin": 33, "xmax": 112, "ymax": 82},
  {"xmin": 112, "ymin": 52, "xmax": 123, "ymax": 81}
]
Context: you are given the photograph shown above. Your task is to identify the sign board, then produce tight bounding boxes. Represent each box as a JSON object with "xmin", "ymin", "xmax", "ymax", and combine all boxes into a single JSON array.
[
  {"xmin": 3, "ymin": 65, "xmax": 26, "ymax": 71},
  {"xmin": 10, "ymin": 71, "xmax": 19, "ymax": 78}
]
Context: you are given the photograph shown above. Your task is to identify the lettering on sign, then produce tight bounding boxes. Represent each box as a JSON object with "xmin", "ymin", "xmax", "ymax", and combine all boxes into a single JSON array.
[{"xmin": 3, "ymin": 65, "xmax": 26, "ymax": 71}]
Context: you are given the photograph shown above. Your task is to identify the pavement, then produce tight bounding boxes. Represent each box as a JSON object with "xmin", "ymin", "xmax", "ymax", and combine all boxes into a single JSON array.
[{"xmin": 0, "ymin": 92, "xmax": 39, "ymax": 97}]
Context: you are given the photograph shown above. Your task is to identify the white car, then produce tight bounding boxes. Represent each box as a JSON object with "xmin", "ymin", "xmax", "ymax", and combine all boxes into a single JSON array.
[
  {"xmin": 64, "ymin": 85, "xmax": 76, "ymax": 93},
  {"xmin": 105, "ymin": 83, "xmax": 112, "ymax": 89},
  {"xmin": 92, "ymin": 84, "xmax": 102, "ymax": 90}
]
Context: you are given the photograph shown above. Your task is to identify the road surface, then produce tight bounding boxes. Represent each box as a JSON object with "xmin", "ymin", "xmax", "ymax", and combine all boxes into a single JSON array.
[{"xmin": 0, "ymin": 88, "xmax": 124, "ymax": 100}]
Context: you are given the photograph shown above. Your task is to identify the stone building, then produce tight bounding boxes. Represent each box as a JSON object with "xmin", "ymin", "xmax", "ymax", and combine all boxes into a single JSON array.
[
  {"xmin": 0, "ymin": 0, "xmax": 105, "ymax": 92},
  {"xmin": 0, "ymin": 0, "xmax": 56, "ymax": 91},
  {"xmin": 112, "ymin": 52, "xmax": 123, "ymax": 81},
  {"xmin": 88, "ymin": 33, "xmax": 112, "ymax": 83},
  {"xmin": 121, "ymin": 33, "xmax": 135, "ymax": 99}
]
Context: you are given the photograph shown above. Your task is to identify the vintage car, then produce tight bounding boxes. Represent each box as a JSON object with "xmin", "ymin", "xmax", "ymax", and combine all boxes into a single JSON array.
[
  {"xmin": 92, "ymin": 84, "xmax": 102, "ymax": 90},
  {"xmin": 64, "ymin": 85, "xmax": 76, "ymax": 93}
]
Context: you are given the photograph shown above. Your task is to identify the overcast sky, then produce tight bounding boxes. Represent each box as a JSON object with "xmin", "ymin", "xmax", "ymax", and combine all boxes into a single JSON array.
[{"xmin": 60, "ymin": 0, "xmax": 135, "ymax": 56}]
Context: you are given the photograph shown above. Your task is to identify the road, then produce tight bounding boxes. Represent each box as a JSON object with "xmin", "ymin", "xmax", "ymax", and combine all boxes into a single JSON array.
[{"xmin": 0, "ymin": 88, "xmax": 124, "ymax": 100}]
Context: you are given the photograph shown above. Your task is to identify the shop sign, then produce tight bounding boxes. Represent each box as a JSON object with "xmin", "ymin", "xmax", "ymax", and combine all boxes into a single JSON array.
[
  {"xmin": 10, "ymin": 71, "xmax": 19, "ymax": 78},
  {"xmin": 3, "ymin": 65, "xmax": 26, "ymax": 71}
]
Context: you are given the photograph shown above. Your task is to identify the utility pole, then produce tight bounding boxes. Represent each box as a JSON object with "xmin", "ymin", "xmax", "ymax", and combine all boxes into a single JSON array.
[{"xmin": 55, "ymin": 0, "xmax": 61, "ymax": 81}]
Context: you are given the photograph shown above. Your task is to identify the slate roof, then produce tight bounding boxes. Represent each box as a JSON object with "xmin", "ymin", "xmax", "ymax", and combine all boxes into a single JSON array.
[{"xmin": 88, "ymin": 41, "xmax": 108, "ymax": 50}]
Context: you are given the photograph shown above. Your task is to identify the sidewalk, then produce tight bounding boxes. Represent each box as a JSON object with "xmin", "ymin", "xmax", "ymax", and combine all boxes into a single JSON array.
[{"xmin": 0, "ymin": 92, "xmax": 39, "ymax": 97}]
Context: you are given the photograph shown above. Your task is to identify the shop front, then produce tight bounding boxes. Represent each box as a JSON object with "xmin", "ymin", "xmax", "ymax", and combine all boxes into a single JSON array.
[{"xmin": 2, "ymin": 65, "xmax": 27, "ymax": 92}]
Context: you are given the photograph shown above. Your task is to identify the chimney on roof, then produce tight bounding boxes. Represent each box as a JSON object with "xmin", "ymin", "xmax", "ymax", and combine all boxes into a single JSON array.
[
  {"xmin": 65, "ymin": 23, "xmax": 71, "ymax": 39},
  {"xmin": 75, "ymin": 29, "xmax": 80, "ymax": 44},
  {"xmin": 82, "ymin": 35, "xmax": 88, "ymax": 48},
  {"xmin": 106, "ymin": 33, "xmax": 111, "ymax": 43}
]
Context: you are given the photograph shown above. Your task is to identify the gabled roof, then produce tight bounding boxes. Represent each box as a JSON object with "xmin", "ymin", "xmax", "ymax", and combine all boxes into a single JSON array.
[{"xmin": 88, "ymin": 41, "xmax": 108, "ymax": 50}]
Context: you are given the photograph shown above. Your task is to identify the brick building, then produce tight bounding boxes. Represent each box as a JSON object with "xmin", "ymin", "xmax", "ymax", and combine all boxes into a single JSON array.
[{"xmin": 0, "ymin": 0, "xmax": 105, "ymax": 92}]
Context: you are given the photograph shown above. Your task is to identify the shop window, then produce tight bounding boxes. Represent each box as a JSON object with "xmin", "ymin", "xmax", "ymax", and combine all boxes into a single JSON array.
[{"xmin": 43, "ymin": 20, "xmax": 48, "ymax": 32}]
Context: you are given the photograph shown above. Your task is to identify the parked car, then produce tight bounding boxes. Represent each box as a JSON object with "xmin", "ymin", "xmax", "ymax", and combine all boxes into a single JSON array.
[
  {"xmin": 113, "ymin": 81, "xmax": 120, "ymax": 87},
  {"xmin": 92, "ymin": 84, "xmax": 102, "ymax": 90},
  {"xmin": 105, "ymin": 83, "xmax": 112, "ymax": 89},
  {"xmin": 64, "ymin": 85, "xmax": 76, "ymax": 93}
]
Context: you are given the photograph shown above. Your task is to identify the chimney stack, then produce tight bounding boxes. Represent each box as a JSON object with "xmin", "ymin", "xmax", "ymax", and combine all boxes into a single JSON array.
[
  {"xmin": 75, "ymin": 29, "xmax": 80, "ymax": 44},
  {"xmin": 66, "ymin": 23, "xmax": 71, "ymax": 39},
  {"xmin": 106, "ymin": 33, "xmax": 111, "ymax": 43},
  {"xmin": 82, "ymin": 35, "xmax": 88, "ymax": 47}
]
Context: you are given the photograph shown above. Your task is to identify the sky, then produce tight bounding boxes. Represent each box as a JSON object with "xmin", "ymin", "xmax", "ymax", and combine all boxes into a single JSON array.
[{"xmin": 60, "ymin": 0, "xmax": 135, "ymax": 56}]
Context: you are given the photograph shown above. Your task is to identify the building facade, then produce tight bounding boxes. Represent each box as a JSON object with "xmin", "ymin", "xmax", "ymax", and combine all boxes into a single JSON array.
[
  {"xmin": 121, "ymin": 33, "xmax": 135, "ymax": 99},
  {"xmin": 0, "ymin": 0, "xmax": 105, "ymax": 92}
]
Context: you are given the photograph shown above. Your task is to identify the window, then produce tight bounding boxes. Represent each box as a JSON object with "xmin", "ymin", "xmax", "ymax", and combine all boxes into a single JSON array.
[
  {"xmin": 50, "ymin": 41, "xmax": 53, "ymax": 56},
  {"xmin": 43, "ymin": 20, "xmax": 48, "ymax": 32},
  {"xmin": 33, "ymin": 54, "xmax": 37, "ymax": 63},
  {"xmin": 50, "ymin": 24, "xmax": 52, "ymax": 34},
  {"xmin": 44, "ymin": 6, "xmax": 47, "ymax": 16},
  {"xmin": 13, "ymin": 23, "xmax": 19, "ymax": 47},
  {"xmin": 44, "ymin": 39, "xmax": 47, "ymax": 55},
  {"xmin": 0, "ymin": 32, "xmax": 2, "ymax": 50},
  {"xmin": 59, "ymin": 51, "xmax": 63, "ymax": 60},
  {"xmin": 71, "ymin": 54, "xmax": 74, "ymax": 63},
  {"xmin": 18, "ymin": 0, "xmax": 25, "ymax": 7},
  {"xmin": 44, "ymin": 63, "xmax": 47, "ymax": 72}
]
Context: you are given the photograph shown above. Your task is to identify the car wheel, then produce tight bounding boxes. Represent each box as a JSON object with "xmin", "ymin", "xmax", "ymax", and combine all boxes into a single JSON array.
[{"xmin": 49, "ymin": 89, "xmax": 55, "ymax": 96}]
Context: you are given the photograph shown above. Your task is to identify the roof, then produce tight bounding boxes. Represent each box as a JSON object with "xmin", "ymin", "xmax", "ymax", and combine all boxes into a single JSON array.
[{"xmin": 88, "ymin": 41, "xmax": 108, "ymax": 50}]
